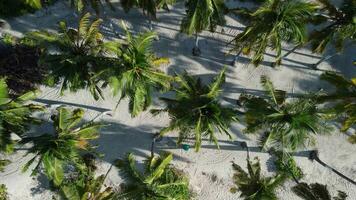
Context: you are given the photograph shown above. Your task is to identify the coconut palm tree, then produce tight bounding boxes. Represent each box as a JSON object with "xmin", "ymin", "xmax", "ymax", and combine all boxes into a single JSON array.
[
  {"xmin": 107, "ymin": 21, "xmax": 172, "ymax": 117},
  {"xmin": 292, "ymin": 182, "xmax": 347, "ymax": 200},
  {"xmin": 230, "ymin": 0, "xmax": 317, "ymax": 66},
  {"xmin": 309, "ymin": 0, "xmax": 356, "ymax": 68},
  {"xmin": 0, "ymin": 159, "xmax": 10, "ymax": 172},
  {"xmin": 318, "ymin": 71, "xmax": 356, "ymax": 143},
  {"xmin": 21, "ymin": 107, "xmax": 103, "ymax": 186},
  {"xmin": 0, "ymin": 79, "xmax": 42, "ymax": 153},
  {"xmin": 151, "ymin": 68, "xmax": 238, "ymax": 151},
  {"xmin": 26, "ymin": 13, "xmax": 109, "ymax": 100},
  {"xmin": 239, "ymin": 76, "xmax": 332, "ymax": 152},
  {"xmin": 116, "ymin": 152, "xmax": 191, "ymax": 200},
  {"xmin": 121, "ymin": 0, "xmax": 176, "ymax": 31},
  {"xmin": 230, "ymin": 157, "xmax": 285, "ymax": 200},
  {"xmin": 181, "ymin": 0, "xmax": 227, "ymax": 56}
]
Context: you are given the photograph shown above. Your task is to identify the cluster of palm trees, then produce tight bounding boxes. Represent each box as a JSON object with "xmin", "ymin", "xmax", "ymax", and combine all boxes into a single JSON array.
[{"xmin": 0, "ymin": 0, "xmax": 355, "ymax": 199}]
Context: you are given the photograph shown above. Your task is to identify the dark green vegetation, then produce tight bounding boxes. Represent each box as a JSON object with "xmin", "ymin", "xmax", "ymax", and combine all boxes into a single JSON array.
[{"xmin": 0, "ymin": 0, "xmax": 354, "ymax": 199}]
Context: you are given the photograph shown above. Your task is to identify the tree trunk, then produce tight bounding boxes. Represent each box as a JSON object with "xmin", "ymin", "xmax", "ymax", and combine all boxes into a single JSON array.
[
  {"xmin": 312, "ymin": 53, "xmax": 338, "ymax": 69},
  {"xmin": 150, "ymin": 134, "xmax": 161, "ymax": 158},
  {"xmin": 240, "ymin": 142, "xmax": 250, "ymax": 159},
  {"xmin": 192, "ymin": 33, "xmax": 201, "ymax": 56},
  {"xmin": 231, "ymin": 49, "xmax": 243, "ymax": 66},
  {"xmin": 148, "ymin": 15, "xmax": 153, "ymax": 31},
  {"xmin": 283, "ymin": 45, "xmax": 300, "ymax": 58},
  {"xmin": 310, "ymin": 150, "xmax": 356, "ymax": 186}
]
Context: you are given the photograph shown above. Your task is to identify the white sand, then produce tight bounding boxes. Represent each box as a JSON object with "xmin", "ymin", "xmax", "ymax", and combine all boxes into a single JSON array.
[{"xmin": 0, "ymin": 1, "xmax": 356, "ymax": 199}]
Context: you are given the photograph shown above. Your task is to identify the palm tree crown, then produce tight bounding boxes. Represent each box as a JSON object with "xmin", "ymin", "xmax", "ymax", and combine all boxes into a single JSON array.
[
  {"xmin": 21, "ymin": 107, "xmax": 103, "ymax": 186},
  {"xmin": 292, "ymin": 182, "xmax": 347, "ymax": 200},
  {"xmin": 0, "ymin": 79, "xmax": 42, "ymax": 153},
  {"xmin": 152, "ymin": 68, "xmax": 238, "ymax": 151},
  {"xmin": 230, "ymin": 0, "xmax": 317, "ymax": 66},
  {"xmin": 231, "ymin": 157, "xmax": 285, "ymax": 200},
  {"xmin": 116, "ymin": 153, "xmax": 191, "ymax": 200},
  {"xmin": 239, "ymin": 76, "xmax": 332, "ymax": 152},
  {"xmin": 108, "ymin": 21, "xmax": 172, "ymax": 117}
]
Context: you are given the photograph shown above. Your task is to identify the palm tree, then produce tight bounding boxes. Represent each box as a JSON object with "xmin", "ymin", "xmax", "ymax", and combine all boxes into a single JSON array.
[
  {"xmin": 181, "ymin": 0, "xmax": 227, "ymax": 56},
  {"xmin": 26, "ymin": 13, "xmax": 109, "ymax": 100},
  {"xmin": 309, "ymin": 0, "xmax": 356, "ymax": 68},
  {"xmin": 239, "ymin": 76, "xmax": 332, "ymax": 152},
  {"xmin": 21, "ymin": 107, "xmax": 103, "ymax": 186},
  {"xmin": 230, "ymin": 0, "xmax": 317, "ymax": 66},
  {"xmin": 121, "ymin": 0, "xmax": 176, "ymax": 31},
  {"xmin": 0, "ymin": 79, "xmax": 42, "ymax": 153},
  {"xmin": 230, "ymin": 157, "xmax": 285, "ymax": 200},
  {"xmin": 151, "ymin": 68, "xmax": 238, "ymax": 151},
  {"xmin": 68, "ymin": 0, "xmax": 114, "ymax": 15},
  {"xmin": 116, "ymin": 152, "xmax": 191, "ymax": 199},
  {"xmin": 0, "ymin": 159, "xmax": 10, "ymax": 172},
  {"xmin": 107, "ymin": 21, "xmax": 172, "ymax": 117},
  {"xmin": 318, "ymin": 71, "xmax": 356, "ymax": 143},
  {"xmin": 60, "ymin": 161, "xmax": 115, "ymax": 200},
  {"xmin": 292, "ymin": 182, "xmax": 347, "ymax": 200},
  {"xmin": 0, "ymin": 184, "xmax": 8, "ymax": 200}
]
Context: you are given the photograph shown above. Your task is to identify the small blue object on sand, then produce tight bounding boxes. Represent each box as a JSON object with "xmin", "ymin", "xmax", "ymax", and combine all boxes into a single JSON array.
[{"xmin": 182, "ymin": 144, "xmax": 190, "ymax": 151}]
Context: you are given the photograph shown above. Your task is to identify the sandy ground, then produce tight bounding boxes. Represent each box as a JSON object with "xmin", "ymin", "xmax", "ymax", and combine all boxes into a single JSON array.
[{"xmin": 0, "ymin": 1, "xmax": 356, "ymax": 199}]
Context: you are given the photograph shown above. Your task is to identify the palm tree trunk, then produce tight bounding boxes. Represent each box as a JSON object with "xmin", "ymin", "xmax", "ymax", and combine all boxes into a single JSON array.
[
  {"xmin": 192, "ymin": 33, "xmax": 201, "ymax": 56},
  {"xmin": 312, "ymin": 53, "xmax": 338, "ymax": 69},
  {"xmin": 282, "ymin": 45, "xmax": 300, "ymax": 58},
  {"xmin": 231, "ymin": 49, "xmax": 243, "ymax": 66},
  {"xmin": 148, "ymin": 15, "xmax": 153, "ymax": 31},
  {"xmin": 240, "ymin": 142, "xmax": 250, "ymax": 159},
  {"xmin": 150, "ymin": 133, "xmax": 161, "ymax": 158},
  {"xmin": 310, "ymin": 150, "xmax": 356, "ymax": 186}
]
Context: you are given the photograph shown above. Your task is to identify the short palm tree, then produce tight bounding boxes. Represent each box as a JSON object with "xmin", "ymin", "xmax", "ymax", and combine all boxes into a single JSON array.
[
  {"xmin": 309, "ymin": 0, "xmax": 356, "ymax": 67},
  {"xmin": 116, "ymin": 152, "xmax": 191, "ymax": 200},
  {"xmin": 239, "ymin": 76, "xmax": 332, "ymax": 152},
  {"xmin": 27, "ymin": 13, "xmax": 109, "ymax": 100},
  {"xmin": 318, "ymin": 71, "xmax": 356, "ymax": 143},
  {"xmin": 181, "ymin": 0, "xmax": 227, "ymax": 56},
  {"xmin": 230, "ymin": 0, "xmax": 317, "ymax": 66},
  {"xmin": 230, "ymin": 157, "xmax": 285, "ymax": 200},
  {"xmin": 121, "ymin": 0, "xmax": 176, "ymax": 31},
  {"xmin": 60, "ymin": 162, "xmax": 115, "ymax": 200},
  {"xmin": 152, "ymin": 68, "xmax": 238, "ymax": 151},
  {"xmin": 21, "ymin": 107, "xmax": 103, "ymax": 186},
  {"xmin": 0, "ymin": 79, "xmax": 42, "ymax": 153},
  {"xmin": 292, "ymin": 182, "xmax": 347, "ymax": 200},
  {"xmin": 107, "ymin": 21, "xmax": 172, "ymax": 117}
]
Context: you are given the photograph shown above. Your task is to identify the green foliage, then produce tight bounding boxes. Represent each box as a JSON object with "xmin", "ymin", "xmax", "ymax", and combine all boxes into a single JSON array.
[
  {"xmin": 0, "ymin": 159, "xmax": 10, "ymax": 172},
  {"xmin": 292, "ymin": 182, "xmax": 347, "ymax": 200},
  {"xmin": 318, "ymin": 71, "xmax": 356, "ymax": 134},
  {"xmin": 152, "ymin": 68, "xmax": 238, "ymax": 151},
  {"xmin": 309, "ymin": 0, "xmax": 356, "ymax": 53},
  {"xmin": 239, "ymin": 76, "xmax": 332, "ymax": 152},
  {"xmin": 274, "ymin": 152, "xmax": 303, "ymax": 181},
  {"xmin": 21, "ymin": 107, "xmax": 103, "ymax": 186},
  {"xmin": 181, "ymin": 0, "xmax": 227, "ymax": 35},
  {"xmin": 230, "ymin": 0, "xmax": 317, "ymax": 66},
  {"xmin": 107, "ymin": 21, "xmax": 172, "ymax": 117},
  {"xmin": 0, "ymin": 0, "xmax": 47, "ymax": 18},
  {"xmin": 26, "ymin": 13, "xmax": 108, "ymax": 100},
  {"xmin": 121, "ymin": 0, "xmax": 176, "ymax": 19},
  {"xmin": 116, "ymin": 152, "xmax": 191, "ymax": 200},
  {"xmin": 231, "ymin": 157, "xmax": 285, "ymax": 200},
  {"xmin": 0, "ymin": 79, "xmax": 42, "ymax": 153},
  {"xmin": 60, "ymin": 163, "xmax": 115, "ymax": 200},
  {"xmin": 0, "ymin": 184, "xmax": 8, "ymax": 200},
  {"xmin": 69, "ymin": 0, "xmax": 114, "ymax": 15}
]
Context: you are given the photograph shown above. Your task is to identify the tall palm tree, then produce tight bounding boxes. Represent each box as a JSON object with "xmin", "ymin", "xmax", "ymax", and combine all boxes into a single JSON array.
[
  {"xmin": 230, "ymin": 157, "xmax": 285, "ymax": 200},
  {"xmin": 21, "ymin": 107, "xmax": 103, "ymax": 186},
  {"xmin": 0, "ymin": 79, "xmax": 42, "ymax": 153},
  {"xmin": 318, "ymin": 71, "xmax": 356, "ymax": 143},
  {"xmin": 230, "ymin": 0, "xmax": 317, "ymax": 66},
  {"xmin": 116, "ymin": 152, "xmax": 191, "ymax": 199},
  {"xmin": 292, "ymin": 182, "xmax": 347, "ymax": 200},
  {"xmin": 26, "ymin": 13, "xmax": 109, "ymax": 100},
  {"xmin": 151, "ymin": 68, "xmax": 238, "ymax": 151},
  {"xmin": 107, "ymin": 21, "xmax": 172, "ymax": 117},
  {"xmin": 309, "ymin": 0, "xmax": 356, "ymax": 68},
  {"xmin": 239, "ymin": 76, "xmax": 332, "ymax": 152},
  {"xmin": 121, "ymin": 0, "xmax": 176, "ymax": 31},
  {"xmin": 181, "ymin": 0, "xmax": 227, "ymax": 56}
]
